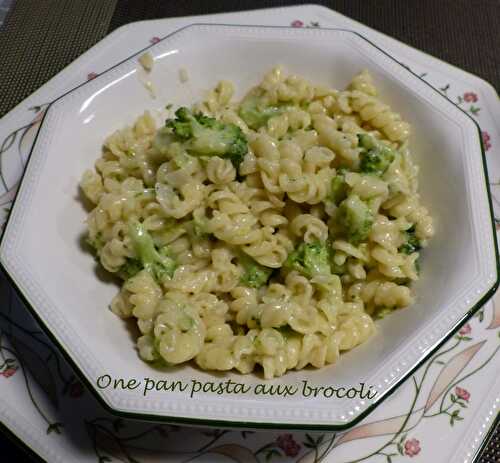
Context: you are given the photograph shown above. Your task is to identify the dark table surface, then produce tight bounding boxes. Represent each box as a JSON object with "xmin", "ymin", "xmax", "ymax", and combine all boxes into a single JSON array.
[
  {"xmin": 0, "ymin": 1, "xmax": 499, "ymax": 462},
  {"xmin": 0, "ymin": 0, "xmax": 499, "ymax": 118}
]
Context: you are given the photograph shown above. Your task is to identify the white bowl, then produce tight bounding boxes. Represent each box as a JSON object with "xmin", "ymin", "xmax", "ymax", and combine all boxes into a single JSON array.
[{"xmin": 1, "ymin": 24, "xmax": 497, "ymax": 430}]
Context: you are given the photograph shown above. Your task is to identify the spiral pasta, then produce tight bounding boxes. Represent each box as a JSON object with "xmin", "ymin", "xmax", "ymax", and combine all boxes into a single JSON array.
[{"xmin": 80, "ymin": 67, "xmax": 434, "ymax": 379}]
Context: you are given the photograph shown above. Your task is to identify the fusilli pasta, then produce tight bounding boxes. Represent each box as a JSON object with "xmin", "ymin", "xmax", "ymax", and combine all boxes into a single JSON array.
[{"xmin": 80, "ymin": 67, "xmax": 434, "ymax": 379}]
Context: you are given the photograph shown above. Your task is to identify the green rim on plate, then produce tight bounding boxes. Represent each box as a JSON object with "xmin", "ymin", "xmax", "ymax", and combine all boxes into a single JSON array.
[{"xmin": 0, "ymin": 24, "xmax": 498, "ymax": 432}]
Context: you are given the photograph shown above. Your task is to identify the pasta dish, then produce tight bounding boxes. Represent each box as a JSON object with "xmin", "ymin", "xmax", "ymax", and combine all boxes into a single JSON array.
[{"xmin": 80, "ymin": 68, "xmax": 434, "ymax": 379}]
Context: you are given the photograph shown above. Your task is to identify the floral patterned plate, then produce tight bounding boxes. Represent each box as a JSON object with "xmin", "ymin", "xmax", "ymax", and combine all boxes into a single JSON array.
[{"xmin": 0, "ymin": 4, "xmax": 499, "ymax": 462}]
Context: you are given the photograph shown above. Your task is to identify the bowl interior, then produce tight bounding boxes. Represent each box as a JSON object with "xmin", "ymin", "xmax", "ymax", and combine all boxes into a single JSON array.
[{"xmin": 2, "ymin": 25, "xmax": 495, "ymax": 426}]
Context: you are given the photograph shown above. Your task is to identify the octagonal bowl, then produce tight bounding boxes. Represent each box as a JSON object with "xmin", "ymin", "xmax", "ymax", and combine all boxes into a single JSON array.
[{"xmin": 0, "ymin": 24, "xmax": 497, "ymax": 430}]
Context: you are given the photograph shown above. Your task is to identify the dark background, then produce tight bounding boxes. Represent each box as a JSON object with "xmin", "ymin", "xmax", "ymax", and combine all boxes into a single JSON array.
[
  {"xmin": 0, "ymin": 0, "xmax": 499, "ymax": 117},
  {"xmin": 0, "ymin": 1, "xmax": 499, "ymax": 462}
]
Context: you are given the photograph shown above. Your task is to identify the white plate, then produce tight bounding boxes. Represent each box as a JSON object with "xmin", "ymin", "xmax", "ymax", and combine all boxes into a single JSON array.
[
  {"xmin": 0, "ymin": 23, "xmax": 497, "ymax": 430},
  {"xmin": 0, "ymin": 5, "xmax": 499, "ymax": 462}
]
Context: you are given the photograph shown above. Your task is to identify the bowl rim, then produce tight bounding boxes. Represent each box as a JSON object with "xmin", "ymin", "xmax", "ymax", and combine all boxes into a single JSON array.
[{"xmin": 1, "ymin": 23, "xmax": 498, "ymax": 431}]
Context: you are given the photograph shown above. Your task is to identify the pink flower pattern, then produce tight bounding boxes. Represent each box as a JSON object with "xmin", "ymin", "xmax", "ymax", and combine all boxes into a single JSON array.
[
  {"xmin": 291, "ymin": 20, "xmax": 304, "ymax": 28},
  {"xmin": 459, "ymin": 323, "xmax": 471, "ymax": 336},
  {"xmin": 404, "ymin": 438, "xmax": 421, "ymax": 457},
  {"xmin": 463, "ymin": 92, "xmax": 478, "ymax": 103},
  {"xmin": 455, "ymin": 386, "xmax": 470, "ymax": 402},
  {"xmin": 276, "ymin": 433, "xmax": 301, "ymax": 457},
  {"xmin": 482, "ymin": 131, "xmax": 491, "ymax": 151},
  {"xmin": 0, "ymin": 41, "xmax": 495, "ymax": 463},
  {"xmin": 1, "ymin": 367, "xmax": 18, "ymax": 378}
]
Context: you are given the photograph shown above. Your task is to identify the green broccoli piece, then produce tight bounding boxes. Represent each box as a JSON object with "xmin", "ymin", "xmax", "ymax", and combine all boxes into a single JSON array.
[
  {"xmin": 337, "ymin": 194, "xmax": 374, "ymax": 244},
  {"xmin": 127, "ymin": 221, "xmax": 177, "ymax": 282},
  {"xmin": 399, "ymin": 227, "xmax": 421, "ymax": 254},
  {"xmin": 118, "ymin": 258, "xmax": 143, "ymax": 280},
  {"xmin": 165, "ymin": 107, "xmax": 194, "ymax": 139},
  {"xmin": 238, "ymin": 94, "xmax": 285, "ymax": 130},
  {"xmin": 165, "ymin": 107, "xmax": 248, "ymax": 167},
  {"xmin": 358, "ymin": 133, "xmax": 378, "ymax": 150},
  {"xmin": 358, "ymin": 133, "xmax": 395, "ymax": 176},
  {"xmin": 239, "ymin": 255, "xmax": 273, "ymax": 288},
  {"xmin": 284, "ymin": 241, "xmax": 331, "ymax": 278},
  {"xmin": 329, "ymin": 171, "xmax": 349, "ymax": 205}
]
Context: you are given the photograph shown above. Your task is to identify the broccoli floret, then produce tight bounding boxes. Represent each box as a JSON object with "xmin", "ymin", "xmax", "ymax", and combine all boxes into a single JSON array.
[
  {"xmin": 239, "ymin": 255, "xmax": 273, "ymax": 288},
  {"xmin": 399, "ymin": 227, "xmax": 421, "ymax": 254},
  {"xmin": 118, "ymin": 258, "xmax": 143, "ymax": 280},
  {"xmin": 337, "ymin": 194, "xmax": 374, "ymax": 244},
  {"xmin": 284, "ymin": 241, "xmax": 331, "ymax": 278},
  {"xmin": 127, "ymin": 221, "xmax": 177, "ymax": 282},
  {"xmin": 329, "ymin": 172, "xmax": 349, "ymax": 205},
  {"xmin": 239, "ymin": 94, "xmax": 285, "ymax": 130},
  {"xmin": 165, "ymin": 107, "xmax": 248, "ymax": 167},
  {"xmin": 358, "ymin": 133, "xmax": 378, "ymax": 150},
  {"xmin": 165, "ymin": 107, "xmax": 194, "ymax": 139},
  {"xmin": 358, "ymin": 133, "xmax": 395, "ymax": 176}
]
